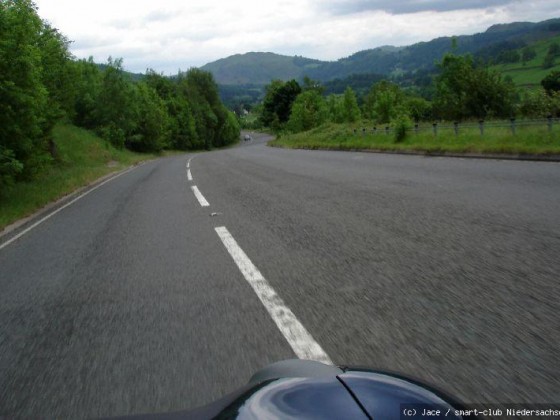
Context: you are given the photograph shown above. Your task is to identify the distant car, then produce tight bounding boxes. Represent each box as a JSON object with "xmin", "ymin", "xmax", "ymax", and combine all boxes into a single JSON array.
[{"xmin": 244, "ymin": 134, "xmax": 252, "ymax": 141}]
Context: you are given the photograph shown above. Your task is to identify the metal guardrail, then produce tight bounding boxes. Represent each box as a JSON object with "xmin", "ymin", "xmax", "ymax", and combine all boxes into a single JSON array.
[{"xmin": 351, "ymin": 116, "xmax": 560, "ymax": 136}]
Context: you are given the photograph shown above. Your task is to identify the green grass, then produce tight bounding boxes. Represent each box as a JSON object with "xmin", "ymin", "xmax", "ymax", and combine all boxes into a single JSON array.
[
  {"xmin": 269, "ymin": 122, "xmax": 560, "ymax": 156},
  {"xmin": 0, "ymin": 123, "xmax": 160, "ymax": 230},
  {"xmin": 490, "ymin": 35, "xmax": 560, "ymax": 87}
]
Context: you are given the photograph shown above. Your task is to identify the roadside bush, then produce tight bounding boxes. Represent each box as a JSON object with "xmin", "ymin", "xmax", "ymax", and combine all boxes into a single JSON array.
[
  {"xmin": 393, "ymin": 114, "xmax": 412, "ymax": 143},
  {"xmin": 0, "ymin": 147, "xmax": 24, "ymax": 189},
  {"xmin": 518, "ymin": 88, "xmax": 560, "ymax": 118},
  {"xmin": 98, "ymin": 124, "xmax": 125, "ymax": 149},
  {"xmin": 287, "ymin": 90, "xmax": 328, "ymax": 132}
]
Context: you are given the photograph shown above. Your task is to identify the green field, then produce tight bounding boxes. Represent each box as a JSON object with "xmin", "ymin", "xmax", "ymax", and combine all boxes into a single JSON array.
[
  {"xmin": 491, "ymin": 35, "xmax": 560, "ymax": 87},
  {"xmin": 0, "ymin": 124, "xmax": 160, "ymax": 230},
  {"xmin": 269, "ymin": 122, "xmax": 560, "ymax": 156}
]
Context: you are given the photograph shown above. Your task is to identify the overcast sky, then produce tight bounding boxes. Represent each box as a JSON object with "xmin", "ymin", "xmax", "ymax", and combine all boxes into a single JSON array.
[{"xmin": 34, "ymin": 0, "xmax": 560, "ymax": 75}]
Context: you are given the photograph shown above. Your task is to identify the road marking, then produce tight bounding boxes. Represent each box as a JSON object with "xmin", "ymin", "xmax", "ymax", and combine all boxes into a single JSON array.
[
  {"xmin": 0, "ymin": 166, "xmax": 138, "ymax": 251},
  {"xmin": 191, "ymin": 186, "xmax": 210, "ymax": 207},
  {"xmin": 187, "ymin": 169, "xmax": 193, "ymax": 181},
  {"xmin": 187, "ymin": 158, "xmax": 191, "ymax": 169},
  {"xmin": 215, "ymin": 226, "xmax": 333, "ymax": 365}
]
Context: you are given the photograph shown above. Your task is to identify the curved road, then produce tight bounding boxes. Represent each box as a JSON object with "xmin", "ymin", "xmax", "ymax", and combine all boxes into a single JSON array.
[{"xmin": 1, "ymin": 133, "xmax": 559, "ymax": 417}]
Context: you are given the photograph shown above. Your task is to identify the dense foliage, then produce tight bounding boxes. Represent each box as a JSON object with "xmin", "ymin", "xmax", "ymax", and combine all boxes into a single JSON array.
[
  {"xmin": 1, "ymin": 0, "xmax": 56, "ymax": 185},
  {"xmin": 260, "ymin": 80, "xmax": 301, "ymax": 128},
  {"xmin": 70, "ymin": 60, "xmax": 239, "ymax": 153},
  {"xmin": 255, "ymin": 47, "xmax": 560, "ymax": 137},
  {"xmin": 432, "ymin": 53, "xmax": 515, "ymax": 120},
  {"xmin": 541, "ymin": 71, "xmax": 560, "ymax": 94},
  {"xmin": 0, "ymin": 0, "xmax": 238, "ymax": 190}
]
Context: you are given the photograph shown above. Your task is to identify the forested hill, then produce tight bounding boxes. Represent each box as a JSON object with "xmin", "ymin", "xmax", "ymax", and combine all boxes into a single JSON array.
[
  {"xmin": 200, "ymin": 52, "xmax": 324, "ymax": 85},
  {"xmin": 201, "ymin": 18, "xmax": 560, "ymax": 85}
]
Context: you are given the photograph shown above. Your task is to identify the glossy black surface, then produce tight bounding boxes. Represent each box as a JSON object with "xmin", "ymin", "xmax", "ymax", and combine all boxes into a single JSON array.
[
  {"xmin": 339, "ymin": 371, "xmax": 463, "ymax": 420},
  {"xmin": 217, "ymin": 377, "xmax": 367, "ymax": 419},
  {"xmin": 114, "ymin": 361, "xmax": 470, "ymax": 419}
]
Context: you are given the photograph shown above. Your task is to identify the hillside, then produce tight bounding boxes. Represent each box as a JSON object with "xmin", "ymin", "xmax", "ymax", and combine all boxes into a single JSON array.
[
  {"xmin": 202, "ymin": 18, "xmax": 560, "ymax": 86},
  {"xmin": 489, "ymin": 34, "xmax": 560, "ymax": 87},
  {"xmin": 201, "ymin": 52, "xmax": 324, "ymax": 85}
]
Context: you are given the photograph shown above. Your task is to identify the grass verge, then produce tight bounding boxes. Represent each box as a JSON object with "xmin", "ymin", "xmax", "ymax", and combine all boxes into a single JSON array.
[
  {"xmin": 0, "ymin": 123, "xmax": 161, "ymax": 230},
  {"xmin": 269, "ymin": 123, "xmax": 560, "ymax": 156}
]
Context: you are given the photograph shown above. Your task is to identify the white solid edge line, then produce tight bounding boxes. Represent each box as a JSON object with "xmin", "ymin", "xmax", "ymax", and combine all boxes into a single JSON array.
[
  {"xmin": 0, "ymin": 166, "xmax": 138, "ymax": 251},
  {"xmin": 191, "ymin": 186, "xmax": 210, "ymax": 207},
  {"xmin": 215, "ymin": 226, "xmax": 333, "ymax": 365},
  {"xmin": 187, "ymin": 169, "xmax": 193, "ymax": 181}
]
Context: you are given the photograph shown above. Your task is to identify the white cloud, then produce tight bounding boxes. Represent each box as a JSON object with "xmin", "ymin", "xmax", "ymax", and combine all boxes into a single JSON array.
[
  {"xmin": 33, "ymin": 0, "xmax": 560, "ymax": 74},
  {"xmin": 316, "ymin": 0, "xmax": 517, "ymax": 15}
]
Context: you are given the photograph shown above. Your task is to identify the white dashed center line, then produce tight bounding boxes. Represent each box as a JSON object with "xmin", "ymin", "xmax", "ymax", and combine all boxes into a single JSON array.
[
  {"xmin": 191, "ymin": 186, "xmax": 210, "ymax": 207},
  {"xmin": 215, "ymin": 226, "xmax": 333, "ymax": 365}
]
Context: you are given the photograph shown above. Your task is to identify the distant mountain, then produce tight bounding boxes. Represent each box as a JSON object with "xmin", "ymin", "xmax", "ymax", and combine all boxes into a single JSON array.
[
  {"xmin": 201, "ymin": 52, "xmax": 325, "ymax": 85},
  {"xmin": 201, "ymin": 18, "xmax": 560, "ymax": 86}
]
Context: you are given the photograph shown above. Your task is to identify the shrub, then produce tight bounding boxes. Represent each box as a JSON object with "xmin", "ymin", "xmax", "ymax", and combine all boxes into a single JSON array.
[{"xmin": 393, "ymin": 114, "xmax": 412, "ymax": 143}]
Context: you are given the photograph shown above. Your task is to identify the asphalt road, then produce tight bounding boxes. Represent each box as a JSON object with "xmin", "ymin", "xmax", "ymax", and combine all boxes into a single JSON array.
[{"xmin": 1, "ymin": 133, "xmax": 559, "ymax": 417}]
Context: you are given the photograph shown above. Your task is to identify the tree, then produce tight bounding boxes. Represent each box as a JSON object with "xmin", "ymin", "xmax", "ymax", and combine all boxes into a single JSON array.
[
  {"xmin": 543, "ymin": 42, "xmax": 560, "ymax": 69},
  {"xmin": 260, "ymin": 79, "xmax": 301, "ymax": 127},
  {"xmin": 521, "ymin": 46, "xmax": 537, "ymax": 64},
  {"xmin": 541, "ymin": 71, "xmax": 560, "ymax": 95},
  {"xmin": 144, "ymin": 69, "xmax": 175, "ymax": 100},
  {"xmin": 71, "ymin": 57, "xmax": 102, "ymax": 129},
  {"xmin": 543, "ymin": 53, "xmax": 556, "ymax": 69},
  {"xmin": 519, "ymin": 88, "xmax": 560, "ymax": 118},
  {"xmin": 496, "ymin": 49, "xmax": 520, "ymax": 64},
  {"xmin": 177, "ymin": 68, "xmax": 238, "ymax": 149},
  {"xmin": 145, "ymin": 70, "xmax": 198, "ymax": 150},
  {"xmin": 326, "ymin": 95, "xmax": 344, "ymax": 123},
  {"xmin": 363, "ymin": 81, "xmax": 404, "ymax": 123},
  {"xmin": 0, "ymin": 0, "xmax": 51, "ymax": 185},
  {"xmin": 186, "ymin": 68, "xmax": 234, "ymax": 148},
  {"xmin": 301, "ymin": 76, "xmax": 324, "ymax": 94},
  {"xmin": 168, "ymin": 95, "xmax": 199, "ymax": 150},
  {"xmin": 94, "ymin": 57, "xmax": 137, "ymax": 148},
  {"xmin": 405, "ymin": 97, "xmax": 432, "ymax": 122},
  {"xmin": 0, "ymin": 1, "xmax": 239, "ymax": 187},
  {"xmin": 342, "ymin": 87, "xmax": 361, "ymax": 123},
  {"xmin": 219, "ymin": 111, "xmax": 241, "ymax": 147},
  {"xmin": 433, "ymin": 52, "xmax": 514, "ymax": 120},
  {"xmin": 287, "ymin": 90, "xmax": 327, "ymax": 132},
  {"xmin": 38, "ymin": 24, "xmax": 75, "ymax": 121},
  {"xmin": 126, "ymin": 83, "xmax": 170, "ymax": 153}
]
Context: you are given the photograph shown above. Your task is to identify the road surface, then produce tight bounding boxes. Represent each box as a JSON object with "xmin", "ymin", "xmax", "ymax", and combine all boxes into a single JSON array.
[{"xmin": 1, "ymin": 133, "xmax": 559, "ymax": 417}]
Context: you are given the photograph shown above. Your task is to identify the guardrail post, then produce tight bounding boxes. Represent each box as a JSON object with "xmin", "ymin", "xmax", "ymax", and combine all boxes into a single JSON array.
[
  {"xmin": 373, "ymin": 126, "xmax": 377, "ymax": 135},
  {"xmin": 454, "ymin": 121, "xmax": 459, "ymax": 136},
  {"xmin": 432, "ymin": 122, "xmax": 438, "ymax": 136},
  {"xmin": 479, "ymin": 120, "xmax": 484, "ymax": 136},
  {"xmin": 510, "ymin": 118, "xmax": 516, "ymax": 135},
  {"xmin": 414, "ymin": 123, "xmax": 419, "ymax": 135},
  {"xmin": 548, "ymin": 115, "xmax": 553, "ymax": 132}
]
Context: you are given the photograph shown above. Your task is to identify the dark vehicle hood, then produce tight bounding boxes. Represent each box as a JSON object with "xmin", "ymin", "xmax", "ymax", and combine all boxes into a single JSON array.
[{"xmin": 113, "ymin": 364, "xmax": 468, "ymax": 419}]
